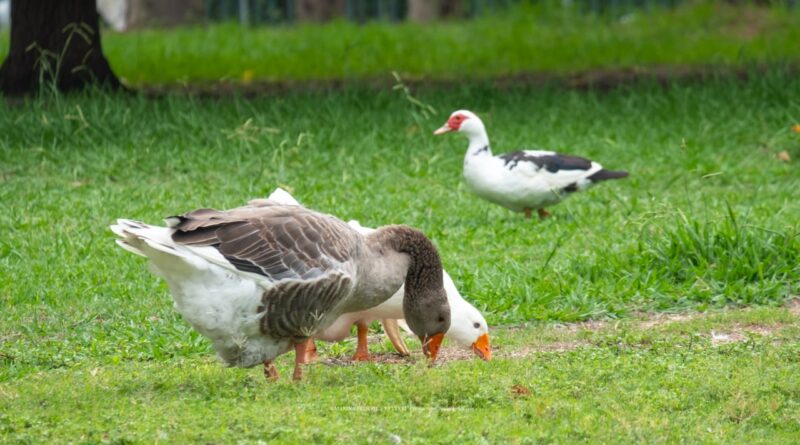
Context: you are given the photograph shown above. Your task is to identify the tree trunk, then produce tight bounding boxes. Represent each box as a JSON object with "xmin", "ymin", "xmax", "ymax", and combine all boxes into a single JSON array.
[
  {"xmin": 0, "ymin": 0, "xmax": 122, "ymax": 96},
  {"xmin": 407, "ymin": 0, "xmax": 439, "ymax": 22},
  {"xmin": 295, "ymin": 0, "xmax": 345, "ymax": 22}
]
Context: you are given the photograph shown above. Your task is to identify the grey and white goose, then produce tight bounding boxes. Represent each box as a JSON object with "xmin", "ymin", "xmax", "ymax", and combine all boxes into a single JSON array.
[
  {"xmin": 111, "ymin": 201, "xmax": 450, "ymax": 380},
  {"xmin": 434, "ymin": 110, "xmax": 629, "ymax": 220}
]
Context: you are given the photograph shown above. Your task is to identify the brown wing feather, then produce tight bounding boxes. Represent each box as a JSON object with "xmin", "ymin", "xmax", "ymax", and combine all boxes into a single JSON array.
[
  {"xmin": 259, "ymin": 272, "xmax": 354, "ymax": 339},
  {"xmin": 170, "ymin": 204, "xmax": 360, "ymax": 282}
]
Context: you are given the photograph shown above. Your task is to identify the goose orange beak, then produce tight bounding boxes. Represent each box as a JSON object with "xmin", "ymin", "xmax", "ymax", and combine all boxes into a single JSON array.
[
  {"xmin": 420, "ymin": 332, "xmax": 445, "ymax": 362},
  {"xmin": 471, "ymin": 333, "xmax": 492, "ymax": 361},
  {"xmin": 433, "ymin": 124, "xmax": 452, "ymax": 135}
]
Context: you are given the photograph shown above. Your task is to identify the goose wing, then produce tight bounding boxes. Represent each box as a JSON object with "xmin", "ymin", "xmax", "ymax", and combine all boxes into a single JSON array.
[{"xmin": 170, "ymin": 204, "xmax": 361, "ymax": 338}]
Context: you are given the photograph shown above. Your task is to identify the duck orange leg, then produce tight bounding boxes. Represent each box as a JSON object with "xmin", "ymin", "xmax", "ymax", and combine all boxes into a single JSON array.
[
  {"xmin": 537, "ymin": 208, "xmax": 551, "ymax": 220},
  {"xmin": 263, "ymin": 360, "xmax": 279, "ymax": 381},
  {"xmin": 352, "ymin": 320, "xmax": 371, "ymax": 362},
  {"xmin": 523, "ymin": 208, "xmax": 532, "ymax": 219}
]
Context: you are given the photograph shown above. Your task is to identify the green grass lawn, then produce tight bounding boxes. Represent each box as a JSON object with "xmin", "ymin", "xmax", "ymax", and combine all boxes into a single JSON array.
[
  {"xmin": 1, "ymin": 72, "xmax": 799, "ymax": 442},
  {"xmin": 3, "ymin": 2, "xmax": 800, "ymax": 84},
  {"xmin": 2, "ymin": 307, "xmax": 799, "ymax": 443}
]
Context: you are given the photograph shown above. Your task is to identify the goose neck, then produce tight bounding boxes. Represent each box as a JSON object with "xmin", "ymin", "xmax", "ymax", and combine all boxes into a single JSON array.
[{"xmin": 371, "ymin": 225, "xmax": 443, "ymax": 297}]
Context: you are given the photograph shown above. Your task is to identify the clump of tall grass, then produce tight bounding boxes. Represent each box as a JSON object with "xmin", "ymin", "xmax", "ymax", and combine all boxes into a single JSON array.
[{"xmin": 638, "ymin": 206, "xmax": 799, "ymax": 306}]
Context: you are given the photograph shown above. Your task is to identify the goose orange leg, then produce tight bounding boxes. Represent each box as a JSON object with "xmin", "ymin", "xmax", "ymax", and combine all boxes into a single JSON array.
[
  {"xmin": 263, "ymin": 360, "xmax": 279, "ymax": 381},
  {"xmin": 537, "ymin": 208, "xmax": 551, "ymax": 220},
  {"xmin": 523, "ymin": 208, "xmax": 532, "ymax": 219},
  {"xmin": 352, "ymin": 320, "xmax": 371, "ymax": 361},
  {"xmin": 293, "ymin": 338, "xmax": 315, "ymax": 381},
  {"xmin": 304, "ymin": 339, "xmax": 319, "ymax": 363}
]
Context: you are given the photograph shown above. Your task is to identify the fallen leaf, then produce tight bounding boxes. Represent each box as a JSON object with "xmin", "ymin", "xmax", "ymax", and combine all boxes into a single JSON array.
[
  {"xmin": 776, "ymin": 150, "xmax": 791, "ymax": 162},
  {"xmin": 511, "ymin": 384, "xmax": 532, "ymax": 398}
]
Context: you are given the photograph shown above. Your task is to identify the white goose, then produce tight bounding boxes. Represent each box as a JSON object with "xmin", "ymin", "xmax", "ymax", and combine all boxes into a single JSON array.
[
  {"xmin": 111, "ymin": 200, "xmax": 451, "ymax": 380},
  {"xmin": 265, "ymin": 188, "xmax": 491, "ymax": 362},
  {"xmin": 435, "ymin": 110, "xmax": 629, "ymax": 219}
]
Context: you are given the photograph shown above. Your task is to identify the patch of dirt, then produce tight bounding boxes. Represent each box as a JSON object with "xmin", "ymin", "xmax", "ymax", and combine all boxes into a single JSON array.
[
  {"xmin": 318, "ymin": 299, "xmax": 800, "ymax": 364},
  {"xmin": 0, "ymin": 332, "xmax": 22, "ymax": 344},
  {"xmin": 788, "ymin": 297, "xmax": 800, "ymax": 315},
  {"xmin": 319, "ymin": 332, "xmax": 483, "ymax": 365},
  {"xmin": 500, "ymin": 340, "xmax": 593, "ymax": 360},
  {"xmin": 637, "ymin": 312, "xmax": 698, "ymax": 329},
  {"xmin": 548, "ymin": 312, "xmax": 701, "ymax": 333},
  {"xmin": 321, "ymin": 354, "xmax": 414, "ymax": 367},
  {"xmin": 709, "ymin": 330, "xmax": 746, "ymax": 346},
  {"xmin": 709, "ymin": 322, "xmax": 789, "ymax": 346},
  {"xmin": 553, "ymin": 319, "xmax": 610, "ymax": 333},
  {"xmin": 321, "ymin": 346, "xmax": 479, "ymax": 366}
]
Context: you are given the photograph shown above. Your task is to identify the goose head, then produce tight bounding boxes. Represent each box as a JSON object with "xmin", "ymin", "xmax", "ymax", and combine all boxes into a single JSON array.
[
  {"xmin": 373, "ymin": 225, "xmax": 451, "ymax": 362},
  {"xmin": 403, "ymin": 283, "xmax": 451, "ymax": 362},
  {"xmin": 433, "ymin": 110, "xmax": 486, "ymax": 141}
]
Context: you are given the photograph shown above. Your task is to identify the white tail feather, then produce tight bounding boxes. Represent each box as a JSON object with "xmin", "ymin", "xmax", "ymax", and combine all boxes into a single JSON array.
[
  {"xmin": 115, "ymin": 239, "xmax": 146, "ymax": 257},
  {"xmin": 111, "ymin": 218, "xmax": 262, "ymax": 284},
  {"xmin": 109, "ymin": 223, "xmax": 129, "ymax": 238},
  {"xmin": 112, "ymin": 219, "xmax": 200, "ymax": 260},
  {"xmin": 266, "ymin": 187, "xmax": 300, "ymax": 206}
]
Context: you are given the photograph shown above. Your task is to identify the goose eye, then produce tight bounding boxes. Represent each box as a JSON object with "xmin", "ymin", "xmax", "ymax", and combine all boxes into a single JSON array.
[
  {"xmin": 473, "ymin": 322, "xmax": 480, "ymax": 329},
  {"xmin": 438, "ymin": 316, "xmax": 445, "ymax": 322}
]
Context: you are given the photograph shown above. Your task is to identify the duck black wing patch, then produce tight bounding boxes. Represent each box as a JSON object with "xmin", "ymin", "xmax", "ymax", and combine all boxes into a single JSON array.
[
  {"xmin": 587, "ymin": 169, "xmax": 629, "ymax": 182},
  {"xmin": 499, "ymin": 151, "xmax": 593, "ymax": 172}
]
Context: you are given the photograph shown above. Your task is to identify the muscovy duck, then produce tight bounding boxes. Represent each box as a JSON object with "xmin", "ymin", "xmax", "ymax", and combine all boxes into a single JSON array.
[{"xmin": 434, "ymin": 110, "xmax": 628, "ymax": 219}]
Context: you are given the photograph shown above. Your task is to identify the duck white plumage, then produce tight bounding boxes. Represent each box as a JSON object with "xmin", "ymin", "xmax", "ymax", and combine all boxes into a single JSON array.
[
  {"xmin": 111, "ymin": 200, "xmax": 451, "ymax": 380},
  {"xmin": 434, "ymin": 110, "xmax": 629, "ymax": 219},
  {"xmin": 264, "ymin": 188, "xmax": 491, "ymax": 361}
]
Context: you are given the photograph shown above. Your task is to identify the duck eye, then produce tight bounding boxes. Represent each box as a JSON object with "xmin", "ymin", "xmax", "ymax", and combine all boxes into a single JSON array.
[
  {"xmin": 473, "ymin": 322, "xmax": 480, "ymax": 329},
  {"xmin": 438, "ymin": 316, "xmax": 445, "ymax": 322}
]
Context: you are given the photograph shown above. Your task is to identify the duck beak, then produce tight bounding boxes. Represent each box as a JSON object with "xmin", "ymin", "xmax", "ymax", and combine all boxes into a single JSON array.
[
  {"xmin": 433, "ymin": 124, "xmax": 452, "ymax": 135},
  {"xmin": 419, "ymin": 332, "xmax": 445, "ymax": 362},
  {"xmin": 471, "ymin": 333, "xmax": 492, "ymax": 361}
]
